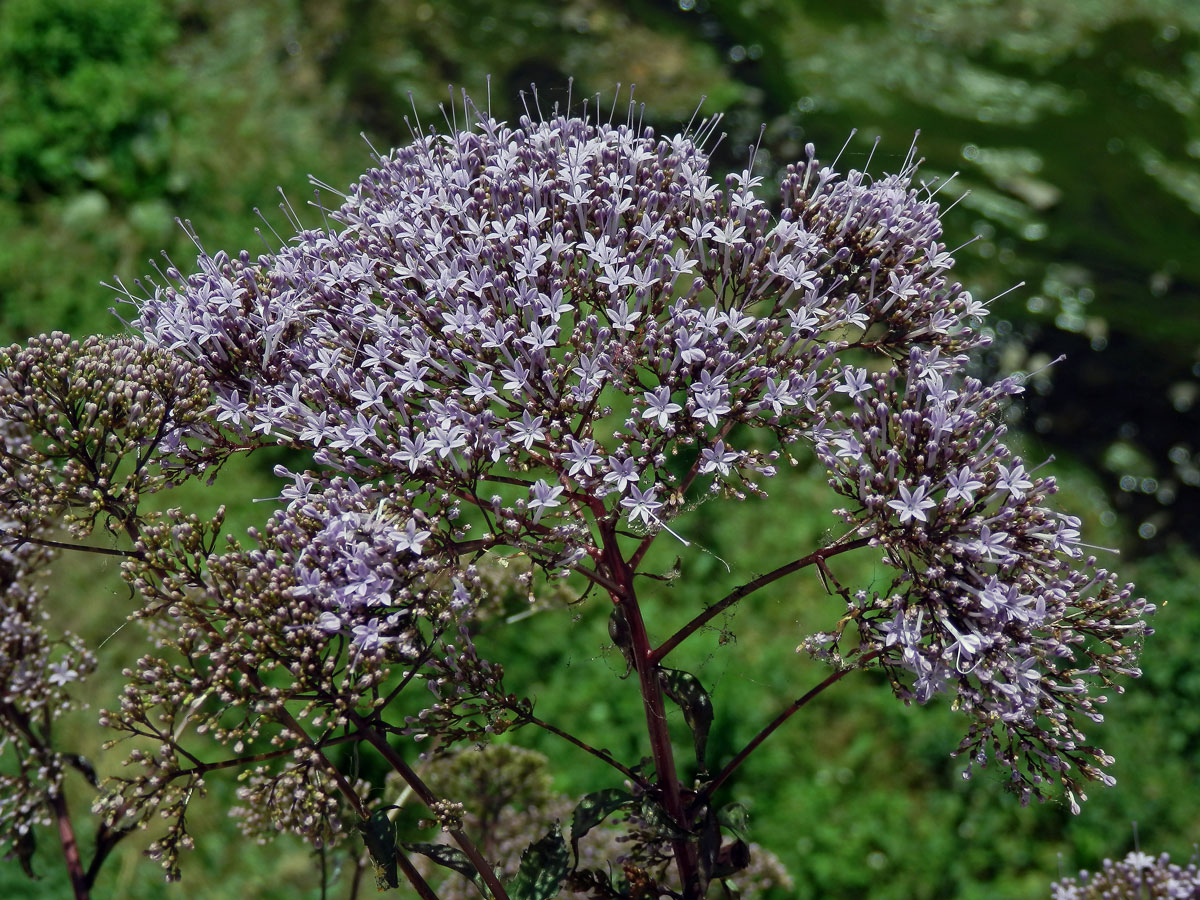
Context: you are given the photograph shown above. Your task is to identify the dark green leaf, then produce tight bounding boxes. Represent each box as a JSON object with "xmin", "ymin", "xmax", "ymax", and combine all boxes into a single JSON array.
[
  {"xmin": 712, "ymin": 838, "xmax": 751, "ymax": 878},
  {"xmin": 659, "ymin": 667, "xmax": 714, "ymax": 769},
  {"xmin": 569, "ymin": 788, "xmax": 633, "ymax": 860},
  {"xmin": 716, "ymin": 801, "xmax": 749, "ymax": 838},
  {"xmin": 564, "ymin": 867, "xmax": 621, "ymax": 898},
  {"xmin": 402, "ymin": 842, "xmax": 488, "ymax": 897},
  {"xmin": 608, "ymin": 606, "xmax": 635, "ymax": 675},
  {"xmin": 507, "ymin": 824, "xmax": 569, "ymax": 900},
  {"xmin": 356, "ymin": 809, "xmax": 398, "ymax": 890},
  {"xmin": 638, "ymin": 797, "xmax": 686, "ymax": 840},
  {"xmin": 14, "ymin": 825, "xmax": 37, "ymax": 880},
  {"xmin": 698, "ymin": 805, "xmax": 722, "ymax": 892}
]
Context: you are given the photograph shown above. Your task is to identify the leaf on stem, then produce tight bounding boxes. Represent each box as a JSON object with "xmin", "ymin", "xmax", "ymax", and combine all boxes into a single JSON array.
[
  {"xmin": 608, "ymin": 606, "xmax": 635, "ymax": 676},
  {"xmin": 357, "ymin": 809, "xmax": 399, "ymax": 890},
  {"xmin": 715, "ymin": 801, "xmax": 749, "ymax": 838},
  {"xmin": 14, "ymin": 826, "xmax": 37, "ymax": 880},
  {"xmin": 402, "ymin": 842, "xmax": 488, "ymax": 897},
  {"xmin": 507, "ymin": 824, "xmax": 569, "ymax": 900},
  {"xmin": 658, "ymin": 667, "xmax": 714, "ymax": 769},
  {"xmin": 569, "ymin": 788, "xmax": 633, "ymax": 862},
  {"xmin": 637, "ymin": 796, "xmax": 687, "ymax": 841}
]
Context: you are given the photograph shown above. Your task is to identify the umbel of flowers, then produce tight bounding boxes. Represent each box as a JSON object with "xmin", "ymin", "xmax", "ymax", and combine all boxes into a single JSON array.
[{"xmin": 0, "ymin": 89, "xmax": 1151, "ymax": 899}]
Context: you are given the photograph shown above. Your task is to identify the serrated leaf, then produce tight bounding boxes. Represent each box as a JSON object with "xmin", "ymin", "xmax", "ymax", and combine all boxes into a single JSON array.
[
  {"xmin": 659, "ymin": 667, "xmax": 714, "ymax": 769},
  {"xmin": 507, "ymin": 824, "xmax": 569, "ymax": 900},
  {"xmin": 569, "ymin": 789, "xmax": 633, "ymax": 860},
  {"xmin": 356, "ymin": 810, "xmax": 398, "ymax": 890},
  {"xmin": 402, "ymin": 842, "xmax": 488, "ymax": 897}
]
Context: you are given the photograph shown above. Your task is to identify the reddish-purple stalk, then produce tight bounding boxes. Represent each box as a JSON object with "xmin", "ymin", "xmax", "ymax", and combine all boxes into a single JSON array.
[
  {"xmin": 112, "ymin": 493, "xmax": 496, "ymax": 900},
  {"xmin": 650, "ymin": 536, "xmax": 873, "ymax": 666},
  {"xmin": 65, "ymin": 415, "xmax": 880, "ymax": 900},
  {"xmin": 345, "ymin": 708, "xmax": 513, "ymax": 900},
  {"xmin": 395, "ymin": 847, "xmax": 441, "ymax": 900},
  {"xmin": 703, "ymin": 650, "xmax": 881, "ymax": 801},
  {"xmin": 497, "ymin": 698, "xmax": 647, "ymax": 786},
  {"xmin": 600, "ymin": 519, "xmax": 702, "ymax": 900},
  {"xmin": 48, "ymin": 791, "xmax": 88, "ymax": 900}
]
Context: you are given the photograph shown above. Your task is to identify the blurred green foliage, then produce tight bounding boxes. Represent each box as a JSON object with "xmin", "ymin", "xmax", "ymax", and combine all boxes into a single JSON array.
[
  {"xmin": 0, "ymin": 0, "xmax": 177, "ymax": 201},
  {"xmin": 1, "ymin": 1, "xmax": 1198, "ymax": 898}
]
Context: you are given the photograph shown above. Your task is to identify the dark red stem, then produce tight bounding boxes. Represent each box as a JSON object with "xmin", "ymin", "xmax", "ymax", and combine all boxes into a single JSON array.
[
  {"xmin": 345, "ymin": 710, "xmax": 512, "ymax": 900},
  {"xmin": 601, "ymin": 522, "xmax": 700, "ymax": 900},
  {"xmin": 704, "ymin": 651, "xmax": 880, "ymax": 800}
]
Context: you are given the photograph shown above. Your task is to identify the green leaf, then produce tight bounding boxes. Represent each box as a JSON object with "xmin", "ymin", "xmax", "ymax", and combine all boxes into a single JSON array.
[
  {"xmin": 14, "ymin": 825, "xmax": 37, "ymax": 880},
  {"xmin": 716, "ymin": 801, "xmax": 749, "ymax": 838},
  {"xmin": 569, "ymin": 788, "xmax": 633, "ymax": 860},
  {"xmin": 356, "ymin": 809, "xmax": 398, "ymax": 890},
  {"xmin": 402, "ymin": 842, "xmax": 488, "ymax": 898},
  {"xmin": 507, "ymin": 824, "xmax": 569, "ymax": 900},
  {"xmin": 638, "ymin": 797, "xmax": 687, "ymax": 840},
  {"xmin": 608, "ymin": 606, "xmax": 635, "ymax": 675},
  {"xmin": 712, "ymin": 838, "xmax": 751, "ymax": 878},
  {"xmin": 659, "ymin": 667, "xmax": 714, "ymax": 769}
]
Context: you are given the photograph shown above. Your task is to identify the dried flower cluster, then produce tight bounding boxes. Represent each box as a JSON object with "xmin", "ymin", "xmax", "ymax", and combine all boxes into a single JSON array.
[{"xmin": 0, "ymin": 91, "xmax": 1153, "ymax": 899}]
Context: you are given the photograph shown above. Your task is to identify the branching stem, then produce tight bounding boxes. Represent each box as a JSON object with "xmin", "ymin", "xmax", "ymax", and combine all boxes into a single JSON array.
[
  {"xmin": 703, "ymin": 650, "xmax": 881, "ymax": 801},
  {"xmin": 650, "ymin": 536, "xmax": 872, "ymax": 665},
  {"xmin": 48, "ymin": 790, "xmax": 88, "ymax": 900},
  {"xmin": 601, "ymin": 521, "xmax": 700, "ymax": 900},
  {"xmin": 344, "ymin": 709, "xmax": 512, "ymax": 900}
]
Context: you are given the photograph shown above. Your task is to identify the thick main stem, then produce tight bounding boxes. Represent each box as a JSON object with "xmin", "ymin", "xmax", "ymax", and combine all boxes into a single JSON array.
[{"xmin": 602, "ymin": 525, "xmax": 700, "ymax": 899}]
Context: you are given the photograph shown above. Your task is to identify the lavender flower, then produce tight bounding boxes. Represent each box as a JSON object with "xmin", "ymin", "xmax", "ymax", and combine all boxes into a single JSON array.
[
  {"xmin": 810, "ymin": 349, "xmax": 1152, "ymax": 808},
  {"xmin": 1051, "ymin": 850, "xmax": 1200, "ymax": 899}
]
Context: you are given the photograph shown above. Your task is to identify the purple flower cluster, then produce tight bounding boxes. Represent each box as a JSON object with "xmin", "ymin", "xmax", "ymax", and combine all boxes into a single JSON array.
[
  {"xmin": 809, "ymin": 347, "xmax": 1150, "ymax": 808},
  {"xmin": 131, "ymin": 99, "xmax": 987, "ymax": 649},
  {"xmin": 1051, "ymin": 850, "xmax": 1200, "ymax": 899},
  {"xmin": 119, "ymin": 94, "xmax": 1151, "ymax": 809}
]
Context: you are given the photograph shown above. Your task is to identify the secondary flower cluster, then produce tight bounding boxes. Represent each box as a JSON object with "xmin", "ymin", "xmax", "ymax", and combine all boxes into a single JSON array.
[
  {"xmin": 1051, "ymin": 850, "xmax": 1200, "ymax": 899},
  {"xmin": 0, "ymin": 334, "xmax": 211, "ymax": 537},
  {"xmin": 808, "ymin": 347, "xmax": 1150, "ymax": 809}
]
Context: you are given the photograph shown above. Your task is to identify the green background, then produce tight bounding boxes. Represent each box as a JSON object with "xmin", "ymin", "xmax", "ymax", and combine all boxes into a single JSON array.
[{"xmin": 1, "ymin": 1, "xmax": 1198, "ymax": 897}]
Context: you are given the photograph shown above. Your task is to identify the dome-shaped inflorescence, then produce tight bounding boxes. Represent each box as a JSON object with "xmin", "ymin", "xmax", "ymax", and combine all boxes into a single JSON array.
[{"xmin": 127, "ymin": 93, "xmax": 1149, "ymax": 809}]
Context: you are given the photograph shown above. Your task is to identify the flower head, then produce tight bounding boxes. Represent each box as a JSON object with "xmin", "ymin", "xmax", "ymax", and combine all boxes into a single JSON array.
[{"xmin": 116, "ymin": 90, "xmax": 1150, "ymax": 815}]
